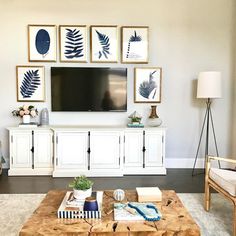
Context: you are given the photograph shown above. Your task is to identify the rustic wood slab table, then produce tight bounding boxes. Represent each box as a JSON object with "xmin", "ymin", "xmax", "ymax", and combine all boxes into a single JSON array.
[{"xmin": 20, "ymin": 190, "xmax": 200, "ymax": 236}]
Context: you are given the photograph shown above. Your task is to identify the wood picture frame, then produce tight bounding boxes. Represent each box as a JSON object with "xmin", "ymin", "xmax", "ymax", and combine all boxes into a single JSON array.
[
  {"xmin": 59, "ymin": 25, "xmax": 87, "ymax": 62},
  {"xmin": 16, "ymin": 65, "xmax": 45, "ymax": 102},
  {"xmin": 28, "ymin": 24, "xmax": 57, "ymax": 62},
  {"xmin": 134, "ymin": 67, "xmax": 162, "ymax": 103},
  {"xmin": 121, "ymin": 26, "xmax": 149, "ymax": 64},
  {"xmin": 90, "ymin": 25, "xmax": 118, "ymax": 63}
]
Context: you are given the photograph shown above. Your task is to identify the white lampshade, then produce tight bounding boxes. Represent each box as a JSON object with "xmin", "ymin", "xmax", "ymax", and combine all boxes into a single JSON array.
[{"xmin": 197, "ymin": 71, "xmax": 222, "ymax": 98}]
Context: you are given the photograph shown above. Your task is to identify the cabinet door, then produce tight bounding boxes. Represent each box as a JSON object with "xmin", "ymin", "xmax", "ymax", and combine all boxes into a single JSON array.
[
  {"xmin": 11, "ymin": 131, "xmax": 32, "ymax": 168},
  {"xmin": 56, "ymin": 132, "xmax": 88, "ymax": 169},
  {"xmin": 145, "ymin": 131, "xmax": 163, "ymax": 167},
  {"xmin": 124, "ymin": 131, "xmax": 143, "ymax": 167},
  {"xmin": 90, "ymin": 131, "xmax": 120, "ymax": 169},
  {"xmin": 34, "ymin": 130, "xmax": 53, "ymax": 168}
]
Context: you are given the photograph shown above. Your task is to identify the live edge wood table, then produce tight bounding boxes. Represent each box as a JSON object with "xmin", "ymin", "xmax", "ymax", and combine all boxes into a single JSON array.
[{"xmin": 20, "ymin": 190, "xmax": 200, "ymax": 236}]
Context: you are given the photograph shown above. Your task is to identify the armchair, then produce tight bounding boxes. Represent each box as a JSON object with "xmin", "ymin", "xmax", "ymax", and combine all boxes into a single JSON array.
[{"xmin": 205, "ymin": 155, "xmax": 236, "ymax": 236}]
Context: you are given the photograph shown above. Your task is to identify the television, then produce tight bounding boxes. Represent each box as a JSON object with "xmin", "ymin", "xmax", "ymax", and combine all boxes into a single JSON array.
[{"xmin": 51, "ymin": 67, "xmax": 127, "ymax": 112}]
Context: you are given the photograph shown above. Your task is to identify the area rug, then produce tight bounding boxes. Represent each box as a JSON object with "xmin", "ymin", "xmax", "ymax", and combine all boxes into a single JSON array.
[{"xmin": 0, "ymin": 193, "xmax": 232, "ymax": 236}]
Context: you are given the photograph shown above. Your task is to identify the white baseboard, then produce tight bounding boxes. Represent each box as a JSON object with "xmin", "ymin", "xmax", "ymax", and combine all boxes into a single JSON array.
[{"xmin": 165, "ymin": 158, "xmax": 205, "ymax": 168}]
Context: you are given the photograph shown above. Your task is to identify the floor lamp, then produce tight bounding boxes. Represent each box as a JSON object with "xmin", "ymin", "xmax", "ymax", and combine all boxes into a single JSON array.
[{"xmin": 192, "ymin": 71, "xmax": 222, "ymax": 176}]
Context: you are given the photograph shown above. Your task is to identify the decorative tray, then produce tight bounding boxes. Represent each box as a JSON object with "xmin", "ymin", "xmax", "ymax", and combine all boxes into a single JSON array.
[{"xmin": 57, "ymin": 191, "xmax": 103, "ymax": 219}]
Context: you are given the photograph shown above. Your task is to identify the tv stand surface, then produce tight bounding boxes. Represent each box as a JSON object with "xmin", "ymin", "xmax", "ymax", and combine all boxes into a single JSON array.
[{"xmin": 7, "ymin": 126, "xmax": 166, "ymax": 177}]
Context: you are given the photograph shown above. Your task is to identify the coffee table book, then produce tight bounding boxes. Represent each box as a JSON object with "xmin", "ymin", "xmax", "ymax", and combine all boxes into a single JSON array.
[
  {"xmin": 136, "ymin": 187, "xmax": 162, "ymax": 202},
  {"xmin": 57, "ymin": 191, "xmax": 103, "ymax": 219}
]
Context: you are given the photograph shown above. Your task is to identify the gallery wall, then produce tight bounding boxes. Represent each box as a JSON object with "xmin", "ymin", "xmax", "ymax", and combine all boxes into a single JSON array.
[{"xmin": 0, "ymin": 0, "xmax": 235, "ymax": 168}]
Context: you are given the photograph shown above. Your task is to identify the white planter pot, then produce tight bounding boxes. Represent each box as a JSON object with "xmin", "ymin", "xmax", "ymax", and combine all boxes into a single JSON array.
[
  {"xmin": 73, "ymin": 187, "xmax": 92, "ymax": 200},
  {"xmin": 22, "ymin": 115, "xmax": 30, "ymax": 124}
]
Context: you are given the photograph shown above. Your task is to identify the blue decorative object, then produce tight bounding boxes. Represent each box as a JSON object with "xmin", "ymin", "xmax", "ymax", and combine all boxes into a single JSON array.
[
  {"xmin": 128, "ymin": 202, "xmax": 161, "ymax": 221},
  {"xmin": 35, "ymin": 29, "xmax": 50, "ymax": 56},
  {"xmin": 64, "ymin": 28, "xmax": 84, "ymax": 59},
  {"xmin": 96, "ymin": 30, "xmax": 110, "ymax": 59},
  {"xmin": 20, "ymin": 70, "xmax": 41, "ymax": 98},
  {"xmin": 83, "ymin": 197, "xmax": 98, "ymax": 211},
  {"xmin": 139, "ymin": 70, "xmax": 157, "ymax": 99}
]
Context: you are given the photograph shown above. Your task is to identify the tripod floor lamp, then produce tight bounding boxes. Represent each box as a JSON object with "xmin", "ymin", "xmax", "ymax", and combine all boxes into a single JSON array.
[{"xmin": 192, "ymin": 71, "xmax": 222, "ymax": 176}]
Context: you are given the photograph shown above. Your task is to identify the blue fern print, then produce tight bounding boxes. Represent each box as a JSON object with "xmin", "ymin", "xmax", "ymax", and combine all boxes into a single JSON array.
[
  {"xmin": 96, "ymin": 30, "xmax": 110, "ymax": 59},
  {"xmin": 64, "ymin": 28, "xmax": 84, "ymax": 59},
  {"xmin": 126, "ymin": 30, "xmax": 142, "ymax": 58},
  {"xmin": 20, "ymin": 70, "xmax": 41, "ymax": 98},
  {"xmin": 139, "ymin": 70, "xmax": 157, "ymax": 99}
]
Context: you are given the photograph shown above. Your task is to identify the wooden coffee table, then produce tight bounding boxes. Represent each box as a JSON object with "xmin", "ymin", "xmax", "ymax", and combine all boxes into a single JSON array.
[{"xmin": 20, "ymin": 190, "xmax": 200, "ymax": 235}]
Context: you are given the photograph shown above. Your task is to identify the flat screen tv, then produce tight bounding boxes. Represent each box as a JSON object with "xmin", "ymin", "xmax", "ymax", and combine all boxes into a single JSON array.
[{"xmin": 51, "ymin": 67, "xmax": 127, "ymax": 111}]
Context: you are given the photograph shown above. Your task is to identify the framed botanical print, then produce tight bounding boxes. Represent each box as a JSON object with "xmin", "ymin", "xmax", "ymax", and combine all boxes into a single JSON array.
[
  {"xmin": 16, "ymin": 66, "xmax": 45, "ymax": 102},
  {"xmin": 121, "ymin": 26, "xmax": 149, "ymax": 63},
  {"xmin": 28, "ymin": 25, "xmax": 57, "ymax": 62},
  {"xmin": 134, "ymin": 67, "xmax": 162, "ymax": 103},
  {"xmin": 59, "ymin": 25, "xmax": 87, "ymax": 62},
  {"xmin": 90, "ymin": 25, "xmax": 118, "ymax": 62}
]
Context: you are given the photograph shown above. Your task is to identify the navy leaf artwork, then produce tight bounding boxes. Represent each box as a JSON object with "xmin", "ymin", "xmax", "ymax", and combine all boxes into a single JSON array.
[
  {"xmin": 139, "ymin": 71, "xmax": 157, "ymax": 99},
  {"xmin": 35, "ymin": 29, "xmax": 50, "ymax": 57},
  {"xmin": 126, "ymin": 30, "xmax": 142, "ymax": 59},
  {"xmin": 96, "ymin": 30, "xmax": 110, "ymax": 59},
  {"xmin": 20, "ymin": 69, "xmax": 41, "ymax": 98},
  {"xmin": 64, "ymin": 28, "xmax": 84, "ymax": 59}
]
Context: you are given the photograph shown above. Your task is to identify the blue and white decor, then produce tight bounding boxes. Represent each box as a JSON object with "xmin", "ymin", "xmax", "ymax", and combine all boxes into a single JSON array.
[
  {"xmin": 28, "ymin": 25, "xmax": 57, "ymax": 62},
  {"xmin": 121, "ymin": 26, "xmax": 149, "ymax": 63},
  {"xmin": 16, "ymin": 66, "xmax": 45, "ymax": 102},
  {"xmin": 59, "ymin": 25, "xmax": 87, "ymax": 62},
  {"xmin": 134, "ymin": 67, "xmax": 162, "ymax": 103},
  {"xmin": 90, "ymin": 25, "xmax": 118, "ymax": 62}
]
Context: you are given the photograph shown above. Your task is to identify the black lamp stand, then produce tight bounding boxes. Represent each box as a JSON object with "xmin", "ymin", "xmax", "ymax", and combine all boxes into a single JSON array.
[{"xmin": 192, "ymin": 98, "xmax": 221, "ymax": 176}]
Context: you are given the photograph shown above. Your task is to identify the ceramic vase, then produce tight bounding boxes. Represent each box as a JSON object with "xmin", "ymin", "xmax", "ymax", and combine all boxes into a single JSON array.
[
  {"xmin": 83, "ymin": 197, "xmax": 98, "ymax": 211},
  {"xmin": 22, "ymin": 115, "xmax": 30, "ymax": 124},
  {"xmin": 40, "ymin": 108, "xmax": 49, "ymax": 126},
  {"xmin": 147, "ymin": 105, "xmax": 162, "ymax": 127},
  {"xmin": 73, "ymin": 187, "xmax": 92, "ymax": 200}
]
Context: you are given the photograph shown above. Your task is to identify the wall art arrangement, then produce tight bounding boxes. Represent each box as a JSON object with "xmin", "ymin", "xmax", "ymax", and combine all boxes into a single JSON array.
[
  {"xmin": 59, "ymin": 25, "xmax": 87, "ymax": 62},
  {"xmin": 134, "ymin": 67, "xmax": 162, "ymax": 103},
  {"xmin": 16, "ymin": 66, "xmax": 45, "ymax": 102},
  {"xmin": 121, "ymin": 26, "xmax": 148, "ymax": 63},
  {"xmin": 28, "ymin": 25, "xmax": 57, "ymax": 62},
  {"xmin": 90, "ymin": 25, "xmax": 118, "ymax": 63}
]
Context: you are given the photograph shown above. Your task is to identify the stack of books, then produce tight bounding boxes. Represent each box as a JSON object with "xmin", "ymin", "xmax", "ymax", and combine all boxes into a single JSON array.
[
  {"xmin": 18, "ymin": 122, "xmax": 38, "ymax": 128},
  {"xmin": 136, "ymin": 187, "xmax": 162, "ymax": 202},
  {"xmin": 127, "ymin": 123, "xmax": 144, "ymax": 128},
  {"xmin": 57, "ymin": 191, "xmax": 103, "ymax": 219}
]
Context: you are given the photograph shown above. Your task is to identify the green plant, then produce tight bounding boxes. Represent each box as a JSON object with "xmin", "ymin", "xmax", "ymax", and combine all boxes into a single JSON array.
[
  {"xmin": 131, "ymin": 117, "xmax": 141, "ymax": 123},
  {"xmin": 69, "ymin": 175, "xmax": 93, "ymax": 190}
]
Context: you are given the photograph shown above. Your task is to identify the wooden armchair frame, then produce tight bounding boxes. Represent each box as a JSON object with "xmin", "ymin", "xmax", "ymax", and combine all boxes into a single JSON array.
[{"xmin": 205, "ymin": 155, "xmax": 236, "ymax": 236}]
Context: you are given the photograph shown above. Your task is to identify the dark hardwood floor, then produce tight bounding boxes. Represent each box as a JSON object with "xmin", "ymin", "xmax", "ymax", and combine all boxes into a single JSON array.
[{"xmin": 0, "ymin": 169, "xmax": 205, "ymax": 194}]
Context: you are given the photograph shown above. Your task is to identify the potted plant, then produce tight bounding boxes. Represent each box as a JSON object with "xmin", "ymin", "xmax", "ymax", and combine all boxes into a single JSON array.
[
  {"xmin": 12, "ymin": 105, "xmax": 38, "ymax": 123},
  {"xmin": 69, "ymin": 175, "xmax": 94, "ymax": 200}
]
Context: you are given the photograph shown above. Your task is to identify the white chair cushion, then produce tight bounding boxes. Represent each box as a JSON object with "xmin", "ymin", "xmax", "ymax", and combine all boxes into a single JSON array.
[{"xmin": 209, "ymin": 168, "xmax": 236, "ymax": 196}]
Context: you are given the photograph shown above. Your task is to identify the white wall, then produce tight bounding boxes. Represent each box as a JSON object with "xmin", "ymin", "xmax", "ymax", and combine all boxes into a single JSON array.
[{"xmin": 0, "ymin": 0, "xmax": 235, "ymax": 168}]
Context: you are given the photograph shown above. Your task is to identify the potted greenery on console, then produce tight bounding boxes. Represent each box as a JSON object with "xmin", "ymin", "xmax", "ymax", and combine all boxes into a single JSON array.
[{"xmin": 69, "ymin": 175, "xmax": 93, "ymax": 200}]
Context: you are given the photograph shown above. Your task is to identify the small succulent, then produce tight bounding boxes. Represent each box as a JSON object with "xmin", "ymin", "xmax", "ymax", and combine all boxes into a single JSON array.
[{"xmin": 69, "ymin": 175, "xmax": 93, "ymax": 190}]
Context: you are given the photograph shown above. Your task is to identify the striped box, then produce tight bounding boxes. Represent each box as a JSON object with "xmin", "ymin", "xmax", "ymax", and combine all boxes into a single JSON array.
[{"xmin": 57, "ymin": 191, "xmax": 103, "ymax": 219}]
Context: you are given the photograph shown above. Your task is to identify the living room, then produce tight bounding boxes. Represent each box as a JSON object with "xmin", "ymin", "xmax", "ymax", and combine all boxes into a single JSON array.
[{"xmin": 0, "ymin": 0, "xmax": 236, "ymax": 235}]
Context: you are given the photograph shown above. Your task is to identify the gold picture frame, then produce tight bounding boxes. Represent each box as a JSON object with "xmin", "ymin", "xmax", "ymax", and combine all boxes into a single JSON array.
[
  {"xmin": 59, "ymin": 25, "xmax": 87, "ymax": 62},
  {"xmin": 28, "ymin": 24, "xmax": 57, "ymax": 62},
  {"xmin": 121, "ymin": 26, "xmax": 149, "ymax": 64},
  {"xmin": 90, "ymin": 25, "xmax": 118, "ymax": 63},
  {"xmin": 16, "ymin": 65, "xmax": 45, "ymax": 102},
  {"xmin": 134, "ymin": 67, "xmax": 162, "ymax": 103}
]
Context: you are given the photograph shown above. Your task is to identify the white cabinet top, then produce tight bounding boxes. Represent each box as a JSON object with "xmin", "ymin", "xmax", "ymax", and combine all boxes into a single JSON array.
[{"xmin": 7, "ymin": 125, "xmax": 167, "ymax": 131}]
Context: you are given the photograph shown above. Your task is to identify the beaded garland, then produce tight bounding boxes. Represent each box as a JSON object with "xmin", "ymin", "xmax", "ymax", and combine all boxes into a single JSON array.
[{"xmin": 128, "ymin": 202, "xmax": 161, "ymax": 221}]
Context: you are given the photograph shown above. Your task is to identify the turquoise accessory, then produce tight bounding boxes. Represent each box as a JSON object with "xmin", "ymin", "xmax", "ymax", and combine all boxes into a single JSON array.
[{"xmin": 127, "ymin": 202, "xmax": 161, "ymax": 221}]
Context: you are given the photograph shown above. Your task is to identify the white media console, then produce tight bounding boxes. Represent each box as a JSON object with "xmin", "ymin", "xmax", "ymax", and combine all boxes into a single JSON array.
[{"xmin": 7, "ymin": 126, "xmax": 166, "ymax": 177}]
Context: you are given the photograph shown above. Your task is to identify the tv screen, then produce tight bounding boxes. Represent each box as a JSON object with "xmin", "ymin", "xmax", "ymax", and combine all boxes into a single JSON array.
[{"xmin": 51, "ymin": 67, "xmax": 127, "ymax": 111}]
